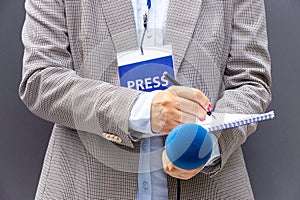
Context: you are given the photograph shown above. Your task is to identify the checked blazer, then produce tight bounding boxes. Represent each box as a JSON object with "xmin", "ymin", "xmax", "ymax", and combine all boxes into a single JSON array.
[{"xmin": 20, "ymin": 0, "xmax": 271, "ymax": 199}]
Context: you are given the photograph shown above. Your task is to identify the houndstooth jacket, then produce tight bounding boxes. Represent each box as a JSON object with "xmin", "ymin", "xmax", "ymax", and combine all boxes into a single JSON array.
[{"xmin": 19, "ymin": 0, "xmax": 271, "ymax": 199}]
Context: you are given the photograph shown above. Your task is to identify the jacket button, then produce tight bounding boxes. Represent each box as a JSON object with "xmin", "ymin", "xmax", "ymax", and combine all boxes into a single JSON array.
[
  {"xmin": 104, "ymin": 133, "xmax": 113, "ymax": 141},
  {"xmin": 102, "ymin": 132, "xmax": 122, "ymax": 143},
  {"xmin": 113, "ymin": 136, "xmax": 122, "ymax": 144},
  {"xmin": 109, "ymin": 134, "xmax": 115, "ymax": 140},
  {"xmin": 143, "ymin": 181, "xmax": 149, "ymax": 190}
]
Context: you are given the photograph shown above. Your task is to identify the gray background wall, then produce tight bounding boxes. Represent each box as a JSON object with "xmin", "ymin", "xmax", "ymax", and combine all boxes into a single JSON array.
[{"xmin": 0, "ymin": 0, "xmax": 299, "ymax": 199}]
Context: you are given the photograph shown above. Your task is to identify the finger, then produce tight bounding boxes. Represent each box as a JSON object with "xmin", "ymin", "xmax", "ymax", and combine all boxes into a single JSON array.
[
  {"xmin": 172, "ymin": 169, "xmax": 199, "ymax": 179},
  {"xmin": 173, "ymin": 166, "xmax": 202, "ymax": 174},
  {"xmin": 163, "ymin": 160, "xmax": 201, "ymax": 180},
  {"xmin": 154, "ymin": 107, "xmax": 199, "ymax": 133},
  {"xmin": 166, "ymin": 170, "xmax": 196, "ymax": 180},
  {"xmin": 158, "ymin": 110, "xmax": 196, "ymax": 133},
  {"xmin": 162, "ymin": 150, "xmax": 175, "ymax": 172},
  {"xmin": 168, "ymin": 163, "xmax": 174, "ymax": 171},
  {"xmin": 175, "ymin": 97, "xmax": 207, "ymax": 121},
  {"xmin": 170, "ymin": 165, "xmax": 202, "ymax": 175},
  {"xmin": 169, "ymin": 86, "xmax": 211, "ymax": 112},
  {"xmin": 162, "ymin": 150, "xmax": 170, "ymax": 169},
  {"xmin": 174, "ymin": 111, "xmax": 197, "ymax": 124},
  {"xmin": 193, "ymin": 89, "xmax": 212, "ymax": 112},
  {"xmin": 162, "ymin": 108, "xmax": 203, "ymax": 125}
]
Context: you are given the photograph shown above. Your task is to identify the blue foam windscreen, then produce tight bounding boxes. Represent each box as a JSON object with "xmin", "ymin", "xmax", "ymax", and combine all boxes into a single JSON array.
[{"xmin": 165, "ymin": 123, "xmax": 213, "ymax": 170}]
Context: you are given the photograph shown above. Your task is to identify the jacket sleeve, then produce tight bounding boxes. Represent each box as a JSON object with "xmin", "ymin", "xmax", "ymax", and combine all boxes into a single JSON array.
[
  {"xmin": 19, "ymin": 0, "xmax": 141, "ymax": 148},
  {"xmin": 209, "ymin": 0, "xmax": 272, "ymax": 175}
]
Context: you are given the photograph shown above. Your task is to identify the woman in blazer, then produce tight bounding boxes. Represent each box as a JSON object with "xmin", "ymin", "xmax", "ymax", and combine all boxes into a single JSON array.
[{"xmin": 20, "ymin": 0, "xmax": 271, "ymax": 199}]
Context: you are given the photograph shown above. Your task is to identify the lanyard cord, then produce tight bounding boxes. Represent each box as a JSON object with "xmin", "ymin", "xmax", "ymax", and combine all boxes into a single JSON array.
[
  {"xmin": 177, "ymin": 178, "xmax": 181, "ymax": 200},
  {"xmin": 140, "ymin": 0, "xmax": 151, "ymax": 54},
  {"xmin": 140, "ymin": 12, "xmax": 147, "ymax": 55}
]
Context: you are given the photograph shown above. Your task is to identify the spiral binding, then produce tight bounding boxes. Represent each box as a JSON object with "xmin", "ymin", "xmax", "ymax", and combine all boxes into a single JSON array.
[{"xmin": 207, "ymin": 111, "xmax": 275, "ymax": 132}]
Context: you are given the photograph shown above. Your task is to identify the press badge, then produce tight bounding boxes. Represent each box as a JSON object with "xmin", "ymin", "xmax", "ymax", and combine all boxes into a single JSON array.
[{"xmin": 117, "ymin": 45, "xmax": 175, "ymax": 92}]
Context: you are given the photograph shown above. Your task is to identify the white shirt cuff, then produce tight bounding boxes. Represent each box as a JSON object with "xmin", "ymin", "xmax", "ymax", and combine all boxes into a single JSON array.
[
  {"xmin": 129, "ymin": 90, "xmax": 161, "ymax": 134},
  {"xmin": 204, "ymin": 133, "xmax": 221, "ymax": 166}
]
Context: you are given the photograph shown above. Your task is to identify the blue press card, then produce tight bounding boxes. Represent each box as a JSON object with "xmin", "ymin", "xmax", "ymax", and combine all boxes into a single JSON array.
[{"xmin": 118, "ymin": 46, "xmax": 175, "ymax": 92}]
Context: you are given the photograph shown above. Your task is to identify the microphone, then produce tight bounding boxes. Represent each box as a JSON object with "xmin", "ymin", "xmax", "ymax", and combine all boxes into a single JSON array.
[{"xmin": 165, "ymin": 123, "xmax": 213, "ymax": 170}]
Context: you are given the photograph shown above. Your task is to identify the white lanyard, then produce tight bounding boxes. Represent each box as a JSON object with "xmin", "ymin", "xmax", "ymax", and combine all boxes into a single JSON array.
[{"xmin": 140, "ymin": 0, "xmax": 152, "ymax": 54}]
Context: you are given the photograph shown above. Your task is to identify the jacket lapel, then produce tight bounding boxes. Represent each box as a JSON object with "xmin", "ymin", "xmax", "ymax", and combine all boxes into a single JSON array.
[
  {"xmin": 166, "ymin": 0, "xmax": 203, "ymax": 74},
  {"xmin": 100, "ymin": 0, "xmax": 138, "ymax": 53},
  {"xmin": 100, "ymin": 0, "xmax": 203, "ymax": 74}
]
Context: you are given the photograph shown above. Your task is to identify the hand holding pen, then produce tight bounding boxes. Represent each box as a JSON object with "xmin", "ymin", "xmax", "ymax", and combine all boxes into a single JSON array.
[
  {"xmin": 150, "ymin": 72, "xmax": 212, "ymax": 133},
  {"xmin": 163, "ymin": 72, "xmax": 212, "ymax": 116}
]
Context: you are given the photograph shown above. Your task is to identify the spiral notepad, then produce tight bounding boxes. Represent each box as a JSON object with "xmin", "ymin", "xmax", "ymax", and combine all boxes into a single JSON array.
[{"xmin": 196, "ymin": 111, "xmax": 275, "ymax": 132}]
